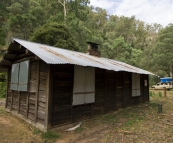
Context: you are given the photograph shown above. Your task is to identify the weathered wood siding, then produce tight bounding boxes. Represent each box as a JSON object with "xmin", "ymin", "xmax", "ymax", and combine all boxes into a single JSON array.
[
  {"xmin": 143, "ymin": 74, "xmax": 149, "ymax": 102},
  {"xmin": 37, "ymin": 61, "xmax": 47, "ymax": 124},
  {"xmin": 28, "ymin": 61, "xmax": 37, "ymax": 121},
  {"xmin": 6, "ymin": 60, "xmax": 48, "ymax": 127},
  {"xmin": 19, "ymin": 92, "xmax": 27, "ymax": 116},
  {"xmin": 12, "ymin": 91, "xmax": 18, "ymax": 111},
  {"xmin": 6, "ymin": 70, "xmax": 11, "ymax": 109},
  {"xmin": 51, "ymin": 65, "xmax": 73, "ymax": 126},
  {"xmin": 123, "ymin": 72, "xmax": 131, "ymax": 107},
  {"xmin": 50, "ymin": 66, "xmax": 149, "ymax": 127},
  {"xmin": 6, "ymin": 60, "xmax": 149, "ymax": 128},
  {"xmin": 105, "ymin": 70, "xmax": 116, "ymax": 113},
  {"xmin": 116, "ymin": 72, "xmax": 123, "ymax": 108},
  {"xmin": 93, "ymin": 68, "xmax": 105, "ymax": 115}
]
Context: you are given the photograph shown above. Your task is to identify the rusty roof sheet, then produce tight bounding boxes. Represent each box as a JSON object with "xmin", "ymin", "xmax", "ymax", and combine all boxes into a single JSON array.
[{"xmin": 3, "ymin": 38, "xmax": 154, "ymax": 75}]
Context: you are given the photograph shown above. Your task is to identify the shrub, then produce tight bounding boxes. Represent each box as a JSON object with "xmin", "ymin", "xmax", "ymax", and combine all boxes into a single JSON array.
[{"xmin": 0, "ymin": 81, "xmax": 6, "ymax": 98}]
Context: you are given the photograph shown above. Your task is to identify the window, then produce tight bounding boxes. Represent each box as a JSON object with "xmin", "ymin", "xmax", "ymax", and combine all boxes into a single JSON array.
[
  {"xmin": 144, "ymin": 80, "xmax": 147, "ymax": 86},
  {"xmin": 73, "ymin": 65, "xmax": 95, "ymax": 105},
  {"xmin": 132, "ymin": 73, "xmax": 140, "ymax": 97},
  {"xmin": 10, "ymin": 60, "xmax": 29, "ymax": 91}
]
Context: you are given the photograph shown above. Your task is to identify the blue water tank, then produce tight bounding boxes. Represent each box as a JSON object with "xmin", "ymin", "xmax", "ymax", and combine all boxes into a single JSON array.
[{"xmin": 160, "ymin": 77, "xmax": 172, "ymax": 82}]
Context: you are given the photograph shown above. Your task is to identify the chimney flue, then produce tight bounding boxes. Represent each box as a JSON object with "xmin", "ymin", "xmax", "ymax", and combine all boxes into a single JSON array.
[{"xmin": 86, "ymin": 42, "xmax": 101, "ymax": 57}]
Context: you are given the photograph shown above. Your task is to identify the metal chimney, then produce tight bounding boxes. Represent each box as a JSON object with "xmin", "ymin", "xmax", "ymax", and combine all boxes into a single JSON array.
[{"xmin": 86, "ymin": 42, "xmax": 101, "ymax": 57}]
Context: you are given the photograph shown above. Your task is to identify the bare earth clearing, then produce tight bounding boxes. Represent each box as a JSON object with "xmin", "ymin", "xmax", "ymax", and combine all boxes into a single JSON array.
[{"xmin": 1, "ymin": 90, "xmax": 173, "ymax": 143}]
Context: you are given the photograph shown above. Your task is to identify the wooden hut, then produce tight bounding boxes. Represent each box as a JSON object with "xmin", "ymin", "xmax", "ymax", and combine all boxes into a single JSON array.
[{"xmin": 0, "ymin": 39, "xmax": 153, "ymax": 131}]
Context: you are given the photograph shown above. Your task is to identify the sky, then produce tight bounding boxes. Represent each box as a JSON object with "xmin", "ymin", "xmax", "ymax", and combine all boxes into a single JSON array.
[{"xmin": 89, "ymin": 0, "xmax": 173, "ymax": 27}]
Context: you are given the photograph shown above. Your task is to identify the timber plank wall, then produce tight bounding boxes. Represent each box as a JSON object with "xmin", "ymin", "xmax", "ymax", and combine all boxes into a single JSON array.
[
  {"xmin": 51, "ymin": 65, "xmax": 149, "ymax": 128},
  {"xmin": 6, "ymin": 60, "xmax": 48, "ymax": 127}
]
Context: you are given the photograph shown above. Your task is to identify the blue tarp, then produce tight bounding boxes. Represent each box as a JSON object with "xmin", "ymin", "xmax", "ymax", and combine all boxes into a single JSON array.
[{"xmin": 160, "ymin": 77, "xmax": 172, "ymax": 82}]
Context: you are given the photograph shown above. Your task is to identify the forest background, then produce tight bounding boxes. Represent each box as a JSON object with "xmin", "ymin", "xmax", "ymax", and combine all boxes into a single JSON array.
[{"xmin": 0, "ymin": 0, "xmax": 173, "ymax": 97}]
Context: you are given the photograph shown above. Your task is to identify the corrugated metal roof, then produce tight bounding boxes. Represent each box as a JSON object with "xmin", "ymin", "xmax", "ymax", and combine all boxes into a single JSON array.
[{"xmin": 1, "ymin": 38, "xmax": 154, "ymax": 75}]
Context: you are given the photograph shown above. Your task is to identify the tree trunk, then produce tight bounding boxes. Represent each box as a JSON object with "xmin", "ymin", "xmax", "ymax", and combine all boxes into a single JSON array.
[{"xmin": 58, "ymin": 0, "xmax": 67, "ymax": 22}]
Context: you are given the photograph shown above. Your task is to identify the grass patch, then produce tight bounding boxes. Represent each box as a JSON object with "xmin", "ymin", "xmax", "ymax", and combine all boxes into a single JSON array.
[
  {"xmin": 41, "ymin": 131, "xmax": 61, "ymax": 142},
  {"xmin": 0, "ymin": 108, "xmax": 4, "ymax": 113},
  {"xmin": 149, "ymin": 91, "xmax": 153, "ymax": 97},
  {"xmin": 158, "ymin": 92, "xmax": 162, "ymax": 97},
  {"xmin": 33, "ymin": 128, "xmax": 41, "ymax": 135},
  {"xmin": 75, "ymin": 126, "xmax": 84, "ymax": 133}
]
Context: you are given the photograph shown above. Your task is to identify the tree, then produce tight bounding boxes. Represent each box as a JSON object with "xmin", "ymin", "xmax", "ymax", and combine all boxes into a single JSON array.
[
  {"xmin": 152, "ymin": 24, "xmax": 173, "ymax": 76},
  {"xmin": 101, "ymin": 37, "xmax": 131, "ymax": 62},
  {"xmin": 30, "ymin": 22, "xmax": 80, "ymax": 51},
  {"xmin": 57, "ymin": 0, "xmax": 89, "ymax": 21}
]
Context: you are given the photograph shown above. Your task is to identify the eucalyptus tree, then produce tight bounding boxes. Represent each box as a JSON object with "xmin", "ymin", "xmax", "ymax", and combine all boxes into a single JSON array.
[
  {"xmin": 30, "ymin": 23, "xmax": 80, "ymax": 51},
  {"xmin": 152, "ymin": 24, "xmax": 173, "ymax": 76},
  {"xmin": 0, "ymin": 0, "xmax": 11, "ymax": 47},
  {"xmin": 5, "ymin": 0, "xmax": 41, "ymax": 43},
  {"xmin": 57, "ymin": 0, "xmax": 90, "ymax": 22}
]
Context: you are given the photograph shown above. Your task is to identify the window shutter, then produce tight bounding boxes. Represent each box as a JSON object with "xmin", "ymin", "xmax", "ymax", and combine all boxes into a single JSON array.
[
  {"xmin": 18, "ymin": 60, "xmax": 29, "ymax": 91},
  {"xmin": 132, "ymin": 73, "xmax": 140, "ymax": 96},
  {"xmin": 73, "ymin": 65, "xmax": 95, "ymax": 105},
  {"xmin": 10, "ymin": 63, "xmax": 19, "ymax": 90}
]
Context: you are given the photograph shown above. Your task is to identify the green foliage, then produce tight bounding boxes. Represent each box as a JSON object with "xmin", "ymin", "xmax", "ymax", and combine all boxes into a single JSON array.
[
  {"xmin": 149, "ymin": 91, "xmax": 153, "ymax": 97},
  {"xmin": 6, "ymin": 2, "xmax": 23, "ymax": 14},
  {"xmin": 0, "ymin": 73, "xmax": 6, "ymax": 98},
  {"xmin": 152, "ymin": 24, "xmax": 173, "ymax": 76},
  {"xmin": 30, "ymin": 23, "xmax": 80, "ymax": 51},
  {"xmin": 0, "ymin": 28, "xmax": 5, "ymax": 46},
  {"xmin": 33, "ymin": 128, "xmax": 41, "ymax": 135},
  {"xmin": 41, "ymin": 131, "xmax": 61, "ymax": 142},
  {"xmin": 158, "ymin": 92, "xmax": 162, "ymax": 97},
  {"xmin": 0, "ymin": 0, "xmax": 166, "ymax": 79},
  {"xmin": 75, "ymin": 126, "xmax": 84, "ymax": 133},
  {"xmin": 0, "ymin": 82, "xmax": 6, "ymax": 98}
]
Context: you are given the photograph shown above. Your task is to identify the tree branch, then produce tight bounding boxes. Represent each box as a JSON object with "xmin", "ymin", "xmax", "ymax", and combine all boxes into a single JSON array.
[{"xmin": 58, "ymin": 0, "xmax": 64, "ymax": 6}]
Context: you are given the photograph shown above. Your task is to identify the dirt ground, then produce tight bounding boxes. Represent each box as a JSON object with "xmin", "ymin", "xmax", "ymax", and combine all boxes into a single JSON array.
[
  {"xmin": 0, "ymin": 100, "xmax": 42, "ymax": 143},
  {"xmin": 1, "ymin": 90, "xmax": 173, "ymax": 143}
]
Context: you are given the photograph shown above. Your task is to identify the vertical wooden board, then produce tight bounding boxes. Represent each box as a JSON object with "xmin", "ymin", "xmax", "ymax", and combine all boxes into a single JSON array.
[
  {"xmin": 143, "ymin": 74, "xmax": 149, "ymax": 102},
  {"xmin": 140, "ymin": 74, "xmax": 144, "ymax": 103},
  {"xmin": 18, "ymin": 92, "xmax": 21, "ymax": 113},
  {"xmin": 72, "ymin": 104, "xmax": 91, "ymax": 122},
  {"xmin": 105, "ymin": 70, "xmax": 115, "ymax": 113},
  {"xmin": 12, "ymin": 91, "xmax": 18, "ymax": 110},
  {"xmin": 35, "ymin": 60, "xmax": 40, "ymax": 122},
  {"xmin": 45, "ymin": 64, "xmax": 50, "ymax": 128},
  {"xmin": 26, "ymin": 93, "xmax": 29, "ymax": 117},
  {"xmin": 123, "ymin": 72, "xmax": 131, "ymax": 108},
  {"xmin": 104, "ymin": 70, "xmax": 107, "ymax": 113},
  {"xmin": 10, "ymin": 91, "xmax": 13, "ymax": 111},
  {"xmin": 94, "ymin": 68, "xmax": 105, "ymax": 114},
  {"xmin": 115, "ymin": 72, "xmax": 123, "ymax": 109},
  {"xmin": 19, "ymin": 92, "xmax": 27, "ymax": 113},
  {"xmin": 5, "ymin": 69, "xmax": 10, "ymax": 108},
  {"xmin": 51, "ymin": 64, "xmax": 73, "ymax": 126},
  {"xmin": 114, "ymin": 71, "xmax": 117, "ymax": 110}
]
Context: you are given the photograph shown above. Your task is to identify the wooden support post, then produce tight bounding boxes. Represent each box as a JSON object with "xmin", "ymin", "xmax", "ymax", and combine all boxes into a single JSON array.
[
  {"xmin": 104, "ymin": 70, "xmax": 107, "ymax": 114},
  {"xmin": 26, "ymin": 93, "xmax": 29, "ymax": 118},
  {"xmin": 147, "ymin": 75, "xmax": 149, "ymax": 102},
  {"xmin": 164, "ymin": 88, "xmax": 166, "ymax": 97},
  {"xmin": 35, "ymin": 60, "xmax": 40, "ymax": 123},
  {"xmin": 10, "ymin": 91, "xmax": 13, "ymax": 111},
  {"xmin": 122, "ymin": 72, "xmax": 125, "ymax": 108},
  {"xmin": 18, "ymin": 92, "xmax": 21, "ymax": 114},
  {"xmin": 114, "ymin": 72, "xmax": 117, "ymax": 110},
  {"xmin": 130, "ymin": 73, "xmax": 132, "ymax": 106},
  {"xmin": 48, "ymin": 65, "xmax": 54, "ymax": 128},
  {"xmin": 5, "ymin": 69, "xmax": 10, "ymax": 109},
  {"xmin": 71, "ymin": 65, "xmax": 74, "ymax": 123},
  {"xmin": 45, "ymin": 64, "xmax": 51, "ymax": 129}
]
